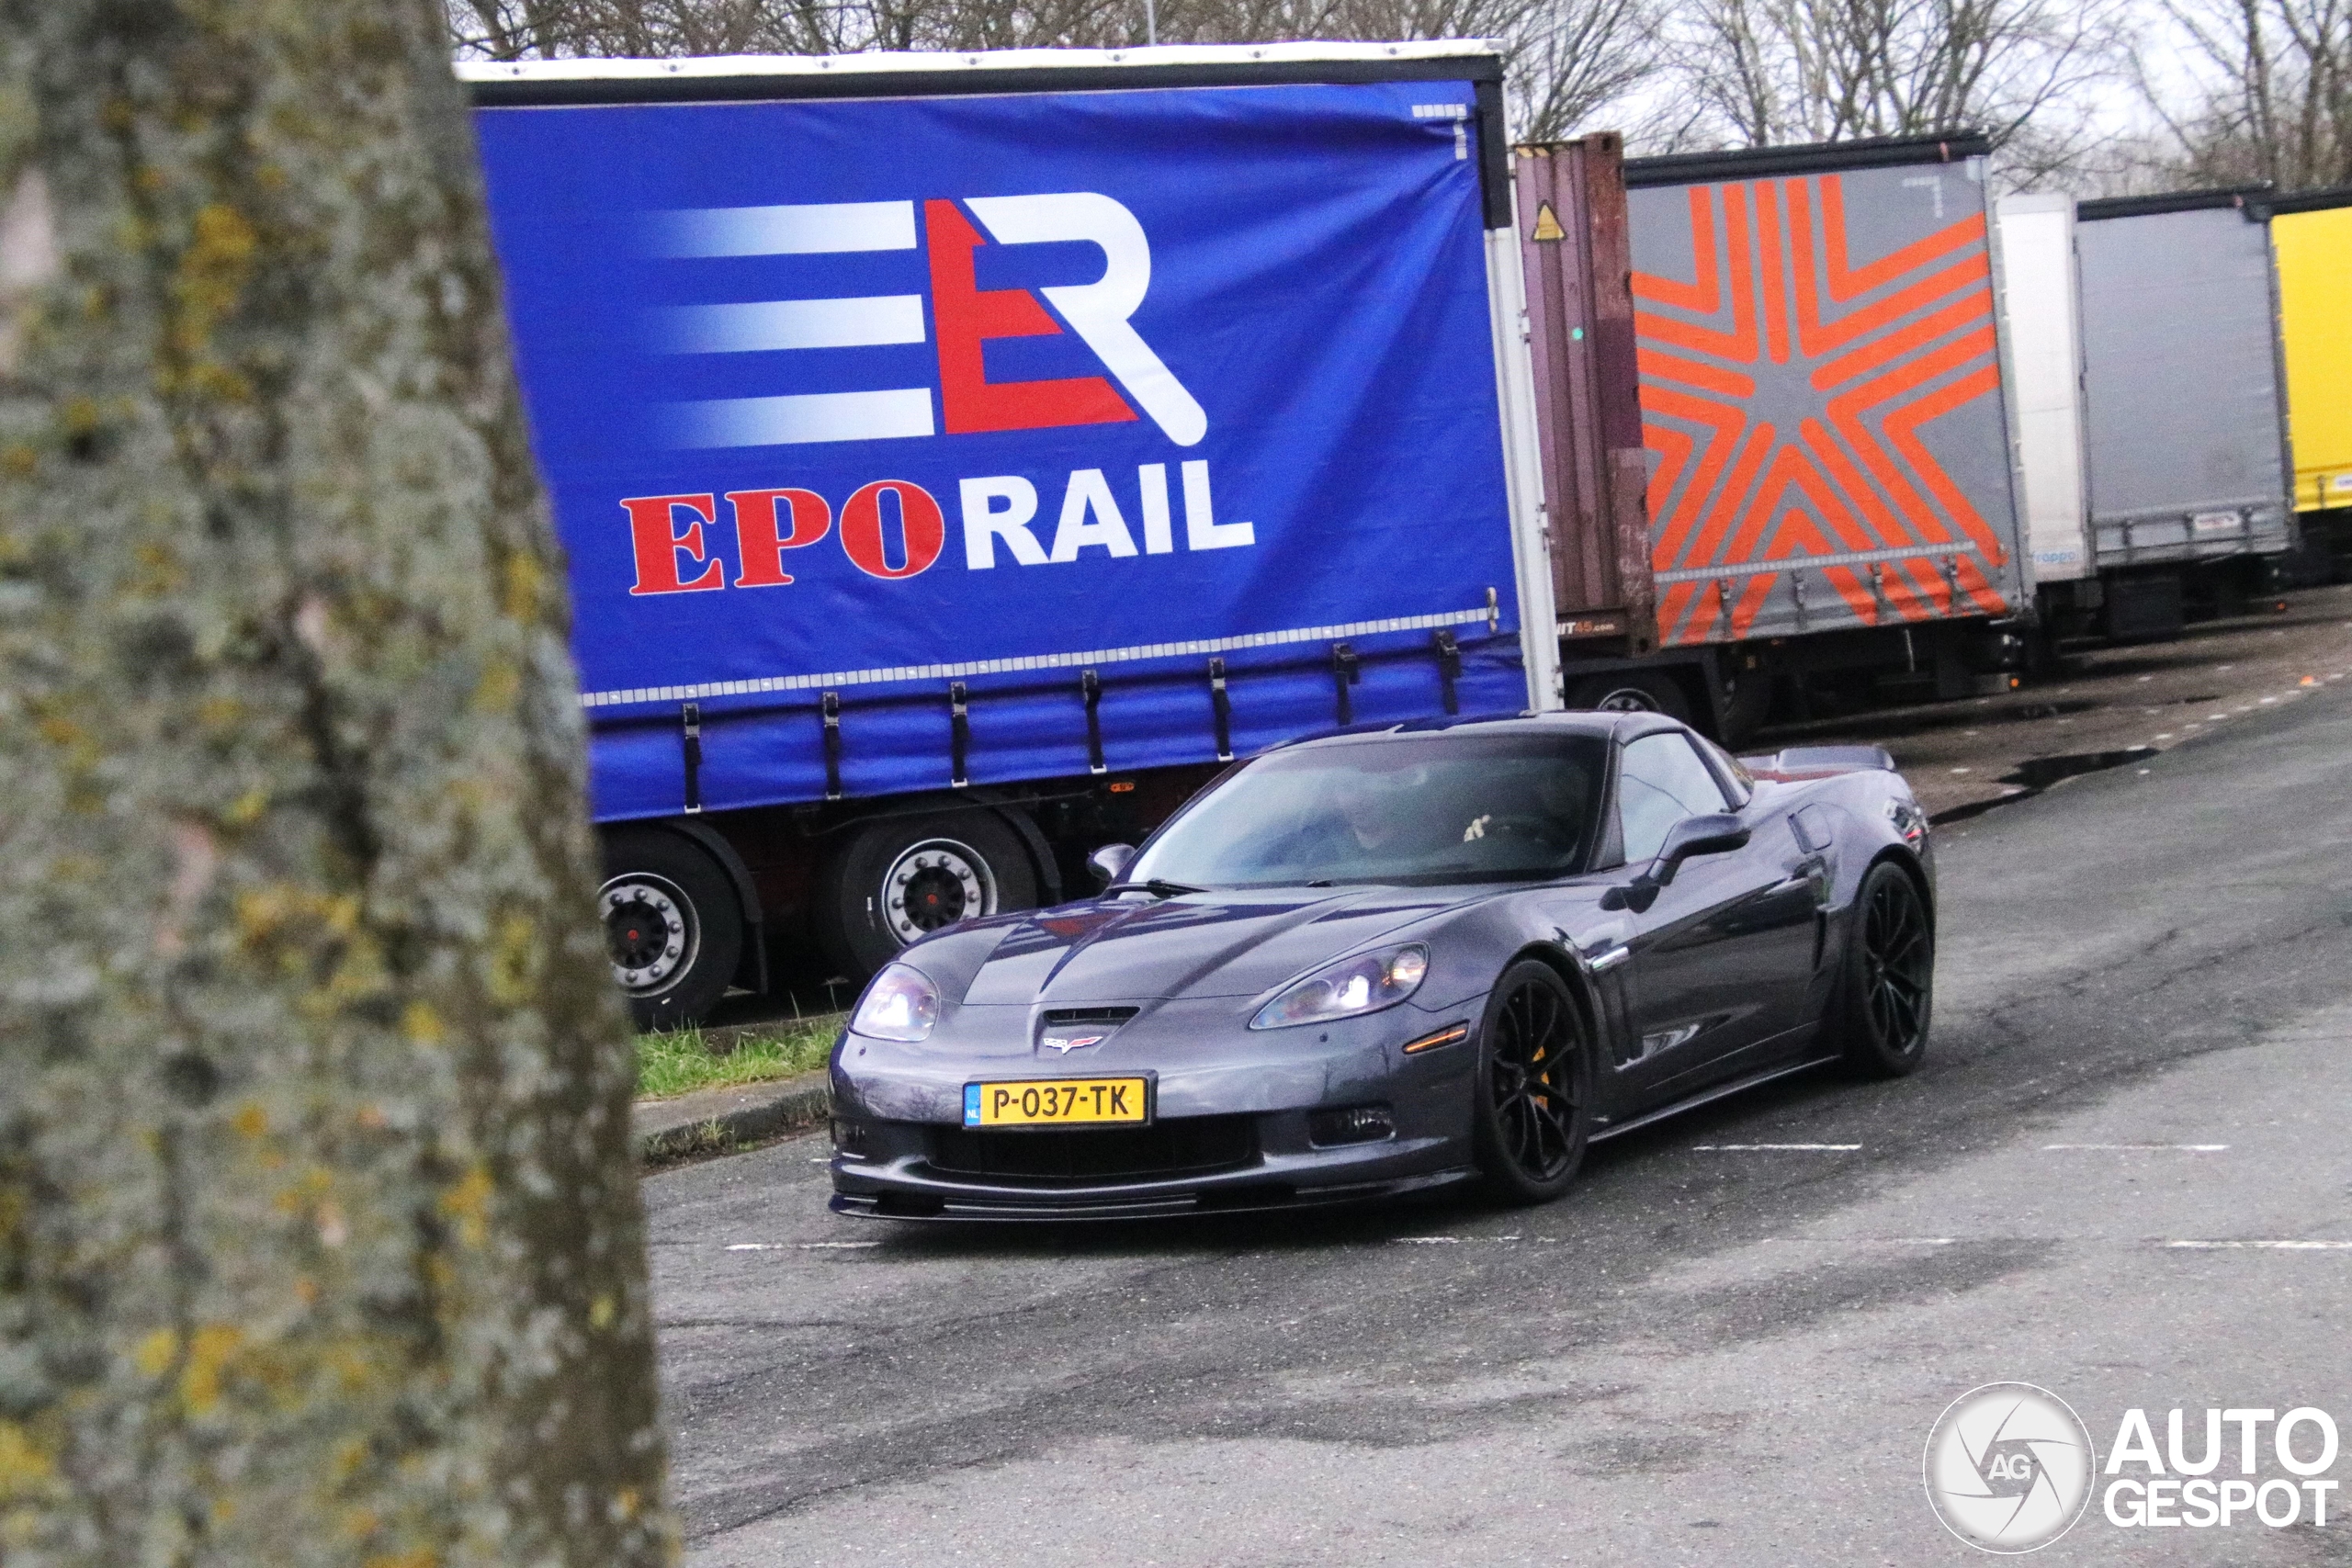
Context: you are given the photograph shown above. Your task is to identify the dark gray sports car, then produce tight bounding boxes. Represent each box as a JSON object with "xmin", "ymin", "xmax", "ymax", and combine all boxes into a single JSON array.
[{"xmin": 828, "ymin": 712, "xmax": 1935, "ymax": 1220}]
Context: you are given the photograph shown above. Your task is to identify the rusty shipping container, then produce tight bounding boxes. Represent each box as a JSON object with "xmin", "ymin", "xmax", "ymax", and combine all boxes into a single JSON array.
[
  {"xmin": 1620, "ymin": 135, "xmax": 2029, "ymax": 649},
  {"xmin": 1514, "ymin": 134, "xmax": 1657, "ymax": 652}
]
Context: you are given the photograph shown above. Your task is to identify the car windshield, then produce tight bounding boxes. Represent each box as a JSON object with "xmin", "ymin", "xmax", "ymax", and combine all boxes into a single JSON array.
[{"xmin": 1127, "ymin": 732, "xmax": 1609, "ymax": 888}]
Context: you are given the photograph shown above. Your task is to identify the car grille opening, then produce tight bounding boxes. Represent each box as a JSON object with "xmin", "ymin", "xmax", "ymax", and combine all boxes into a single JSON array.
[
  {"xmin": 1039, "ymin": 1006, "xmax": 1142, "ymax": 1028},
  {"xmin": 925, "ymin": 1115, "xmax": 1258, "ymax": 1186}
]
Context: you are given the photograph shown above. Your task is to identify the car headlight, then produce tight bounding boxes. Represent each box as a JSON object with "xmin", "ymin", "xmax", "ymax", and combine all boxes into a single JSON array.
[
  {"xmin": 851, "ymin": 963, "xmax": 940, "ymax": 1042},
  {"xmin": 1250, "ymin": 944, "xmax": 1429, "ymax": 1031}
]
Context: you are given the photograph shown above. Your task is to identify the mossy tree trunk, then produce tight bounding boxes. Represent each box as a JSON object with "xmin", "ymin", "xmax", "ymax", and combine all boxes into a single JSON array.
[{"xmin": 0, "ymin": 2, "xmax": 673, "ymax": 1563}]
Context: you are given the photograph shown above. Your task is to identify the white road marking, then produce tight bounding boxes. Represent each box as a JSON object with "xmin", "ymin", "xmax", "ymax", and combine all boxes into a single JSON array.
[
  {"xmin": 1693, "ymin": 1143, "xmax": 1862, "ymax": 1151},
  {"xmin": 726, "ymin": 1240, "xmax": 884, "ymax": 1251},
  {"xmin": 1395, "ymin": 1235, "xmax": 1463, "ymax": 1244},
  {"xmin": 2042, "ymin": 1143, "xmax": 2228, "ymax": 1151},
  {"xmin": 1763, "ymin": 1236, "xmax": 1953, "ymax": 1246},
  {"xmin": 2165, "ymin": 1240, "xmax": 2352, "ymax": 1251}
]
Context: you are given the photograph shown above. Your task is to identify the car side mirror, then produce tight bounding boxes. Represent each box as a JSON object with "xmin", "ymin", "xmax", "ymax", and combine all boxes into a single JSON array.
[
  {"xmin": 1600, "ymin": 813, "xmax": 1751, "ymax": 912},
  {"xmin": 1653, "ymin": 813, "xmax": 1751, "ymax": 884},
  {"xmin": 1087, "ymin": 843, "xmax": 1136, "ymax": 889}
]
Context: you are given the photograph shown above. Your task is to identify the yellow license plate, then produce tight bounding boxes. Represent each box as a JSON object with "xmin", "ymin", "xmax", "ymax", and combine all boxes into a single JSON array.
[{"xmin": 963, "ymin": 1077, "xmax": 1148, "ymax": 1128}]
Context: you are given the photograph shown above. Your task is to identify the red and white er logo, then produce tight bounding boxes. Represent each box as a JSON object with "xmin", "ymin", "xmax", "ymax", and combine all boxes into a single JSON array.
[
  {"xmin": 619, "ymin": 193, "xmax": 1244, "ymax": 596},
  {"xmin": 643, "ymin": 192, "xmax": 1204, "ymax": 448}
]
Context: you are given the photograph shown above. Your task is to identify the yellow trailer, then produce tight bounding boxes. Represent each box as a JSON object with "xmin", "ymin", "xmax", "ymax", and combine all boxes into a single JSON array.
[{"xmin": 2269, "ymin": 190, "xmax": 2352, "ymax": 513}]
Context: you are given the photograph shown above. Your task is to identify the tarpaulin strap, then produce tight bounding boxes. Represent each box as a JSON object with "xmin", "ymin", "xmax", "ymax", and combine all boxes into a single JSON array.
[
  {"xmin": 1330, "ymin": 642, "xmax": 1360, "ymax": 726},
  {"xmin": 1081, "ymin": 670, "xmax": 1105, "ymax": 775},
  {"xmin": 680, "ymin": 702, "xmax": 703, "ymax": 816},
  {"xmin": 1432, "ymin": 629, "xmax": 1462, "ymax": 714},
  {"xmin": 1208, "ymin": 658, "xmax": 1233, "ymax": 761},
  {"xmin": 948, "ymin": 682, "xmax": 969, "ymax": 789},
  {"xmin": 820, "ymin": 692, "xmax": 842, "ymax": 802}
]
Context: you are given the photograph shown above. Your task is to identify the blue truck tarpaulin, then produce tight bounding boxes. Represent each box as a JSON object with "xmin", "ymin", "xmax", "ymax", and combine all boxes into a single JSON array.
[{"xmin": 474, "ymin": 79, "xmax": 1525, "ymax": 820}]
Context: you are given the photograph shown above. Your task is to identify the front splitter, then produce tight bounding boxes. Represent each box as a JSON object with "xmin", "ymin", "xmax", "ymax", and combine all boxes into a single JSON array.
[{"xmin": 828, "ymin": 1165, "xmax": 1479, "ymax": 1223}]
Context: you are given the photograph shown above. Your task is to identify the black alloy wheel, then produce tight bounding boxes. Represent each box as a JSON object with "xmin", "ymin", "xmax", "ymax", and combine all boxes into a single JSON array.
[
  {"xmin": 1836, "ymin": 861, "xmax": 1935, "ymax": 1077},
  {"xmin": 1469, "ymin": 961, "xmax": 1594, "ymax": 1203}
]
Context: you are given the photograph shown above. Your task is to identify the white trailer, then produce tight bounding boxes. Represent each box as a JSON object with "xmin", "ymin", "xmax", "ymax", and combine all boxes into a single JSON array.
[{"xmin": 1993, "ymin": 194, "xmax": 2090, "ymax": 598}]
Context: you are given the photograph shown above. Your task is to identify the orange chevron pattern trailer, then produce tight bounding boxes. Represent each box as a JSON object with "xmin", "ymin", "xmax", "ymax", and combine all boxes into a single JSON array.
[{"xmin": 1623, "ymin": 137, "xmax": 2029, "ymax": 649}]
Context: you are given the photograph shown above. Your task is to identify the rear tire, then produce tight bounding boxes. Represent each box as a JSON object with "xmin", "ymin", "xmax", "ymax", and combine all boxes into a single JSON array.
[
  {"xmin": 598, "ymin": 826, "xmax": 743, "ymax": 1032},
  {"xmin": 1469, "ymin": 961, "xmax": 1595, "ymax": 1204},
  {"xmin": 1831, "ymin": 862, "xmax": 1935, "ymax": 1077},
  {"xmin": 1566, "ymin": 670, "xmax": 1691, "ymax": 723},
  {"xmin": 815, "ymin": 809, "xmax": 1040, "ymax": 978}
]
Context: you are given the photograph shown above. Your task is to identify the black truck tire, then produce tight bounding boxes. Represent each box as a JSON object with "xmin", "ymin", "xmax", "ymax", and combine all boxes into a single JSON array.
[
  {"xmin": 1716, "ymin": 660, "xmax": 1774, "ymax": 748},
  {"xmin": 598, "ymin": 826, "xmax": 745, "ymax": 1032},
  {"xmin": 816, "ymin": 809, "xmax": 1040, "ymax": 979},
  {"xmin": 1566, "ymin": 670, "xmax": 1692, "ymax": 723}
]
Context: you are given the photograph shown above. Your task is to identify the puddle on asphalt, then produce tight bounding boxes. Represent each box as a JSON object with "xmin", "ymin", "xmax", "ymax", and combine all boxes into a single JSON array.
[
  {"xmin": 2003, "ymin": 747, "xmax": 2161, "ymax": 789},
  {"xmin": 1930, "ymin": 747, "xmax": 2160, "ymax": 823}
]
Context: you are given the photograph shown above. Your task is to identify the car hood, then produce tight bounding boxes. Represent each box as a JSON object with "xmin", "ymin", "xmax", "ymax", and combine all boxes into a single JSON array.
[{"xmin": 950, "ymin": 886, "xmax": 1467, "ymax": 1006}]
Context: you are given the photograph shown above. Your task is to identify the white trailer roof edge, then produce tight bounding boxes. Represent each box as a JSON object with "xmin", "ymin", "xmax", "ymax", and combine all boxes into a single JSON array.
[{"xmin": 456, "ymin": 40, "xmax": 1506, "ymax": 85}]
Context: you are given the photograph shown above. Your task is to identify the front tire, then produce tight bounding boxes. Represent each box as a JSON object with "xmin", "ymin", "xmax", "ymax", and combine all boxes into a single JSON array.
[
  {"xmin": 1469, "ymin": 961, "xmax": 1596, "ymax": 1204},
  {"xmin": 598, "ymin": 826, "xmax": 744, "ymax": 1032},
  {"xmin": 1832, "ymin": 862, "xmax": 1935, "ymax": 1077},
  {"xmin": 815, "ymin": 809, "xmax": 1040, "ymax": 978}
]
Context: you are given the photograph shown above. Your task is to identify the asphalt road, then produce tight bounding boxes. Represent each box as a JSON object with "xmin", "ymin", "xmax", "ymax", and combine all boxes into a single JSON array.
[
  {"xmin": 1757, "ymin": 581, "xmax": 2352, "ymax": 820},
  {"xmin": 645, "ymin": 674, "xmax": 2352, "ymax": 1566}
]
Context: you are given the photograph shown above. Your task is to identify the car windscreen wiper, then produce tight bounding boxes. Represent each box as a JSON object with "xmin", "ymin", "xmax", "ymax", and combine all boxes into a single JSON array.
[{"xmin": 1124, "ymin": 878, "xmax": 1207, "ymax": 897}]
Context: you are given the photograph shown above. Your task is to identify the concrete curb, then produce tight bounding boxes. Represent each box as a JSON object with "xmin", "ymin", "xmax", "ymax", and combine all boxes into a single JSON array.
[{"xmin": 634, "ymin": 1070, "xmax": 831, "ymax": 1168}]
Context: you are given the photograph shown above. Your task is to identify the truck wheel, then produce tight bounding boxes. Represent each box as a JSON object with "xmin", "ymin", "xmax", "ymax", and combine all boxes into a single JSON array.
[
  {"xmin": 1717, "ymin": 661, "xmax": 1774, "ymax": 747},
  {"xmin": 598, "ymin": 827, "xmax": 744, "ymax": 1032},
  {"xmin": 817, "ymin": 810, "xmax": 1040, "ymax": 978},
  {"xmin": 1566, "ymin": 671, "xmax": 1690, "ymax": 722}
]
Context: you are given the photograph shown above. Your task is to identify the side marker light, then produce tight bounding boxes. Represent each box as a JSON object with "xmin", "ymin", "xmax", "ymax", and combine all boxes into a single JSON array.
[{"xmin": 1402, "ymin": 1022, "xmax": 1471, "ymax": 1055}]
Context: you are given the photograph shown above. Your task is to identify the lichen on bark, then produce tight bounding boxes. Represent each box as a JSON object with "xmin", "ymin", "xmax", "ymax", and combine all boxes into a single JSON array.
[{"xmin": 0, "ymin": 3, "xmax": 674, "ymax": 1563}]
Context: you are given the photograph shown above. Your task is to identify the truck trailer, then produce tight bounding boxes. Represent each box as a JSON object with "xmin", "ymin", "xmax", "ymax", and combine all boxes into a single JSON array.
[
  {"xmin": 462, "ymin": 44, "xmax": 1571, "ymax": 1025},
  {"xmin": 1990, "ymin": 193, "xmax": 2090, "ymax": 600},
  {"xmin": 2263, "ymin": 186, "xmax": 2352, "ymax": 569},
  {"xmin": 2075, "ymin": 190, "xmax": 2296, "ymax": 636},
  {"xmin": 1530, "ymin": 133, "xmax": 2033, "ymax": 731}
]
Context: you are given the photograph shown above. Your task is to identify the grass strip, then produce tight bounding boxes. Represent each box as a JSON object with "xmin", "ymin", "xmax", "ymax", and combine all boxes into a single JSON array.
[{"xmin": 635, "ymin": 1015, "xmax": 844, "ymax": 1101}]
